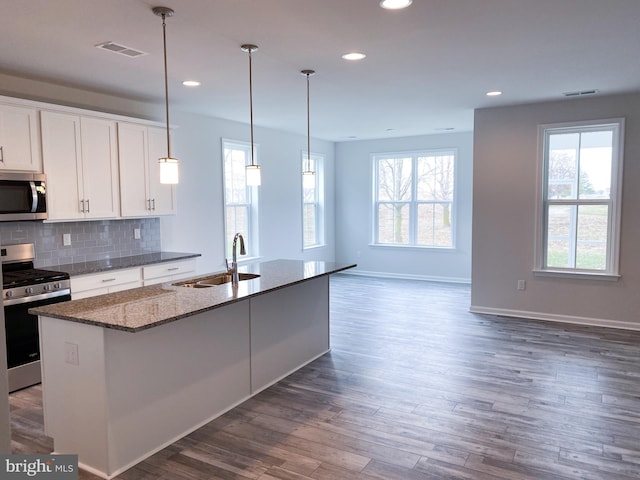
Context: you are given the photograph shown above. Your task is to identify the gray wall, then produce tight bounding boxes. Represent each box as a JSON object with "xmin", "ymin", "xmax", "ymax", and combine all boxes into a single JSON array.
[
  {"xmin": 471, "ymin": 93, "xmax": 640, "ymax": 329},
  {"xmin": 335, "ymin": 132, "xmax": 473, "ymax": 283},
  {"xmin": 161, "ymin": 110, "xmax": 336, "ymax": 274}
]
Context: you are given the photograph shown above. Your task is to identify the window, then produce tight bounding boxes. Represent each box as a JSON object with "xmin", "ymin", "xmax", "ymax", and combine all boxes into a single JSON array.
[
  {"xmin": 222, "ymin": 140, "xmax": 259, "ymax": 259},
  {"xmin": 302, "ymin": 153, "xmax": 325, "ymax": 248},
  {"xmin": 373, "ymin": 150, "xmax": 456, "ymax": 247},
  {"xmin": 536, "ymin": 119, "xmax": 624, "ymax": 277}
]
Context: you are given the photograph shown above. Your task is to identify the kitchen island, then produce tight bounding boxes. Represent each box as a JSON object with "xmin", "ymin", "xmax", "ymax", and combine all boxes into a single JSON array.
[{"xmin": 30, "ymin": 259, "xmax": 355, "ymax": 479}]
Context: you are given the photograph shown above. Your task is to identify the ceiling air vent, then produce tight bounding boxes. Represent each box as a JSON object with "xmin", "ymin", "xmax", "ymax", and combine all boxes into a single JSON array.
[
  {"xmin": 95, "ymin": 41, "xmax": 148, "ymax": 58},
  {"xmin": 563, "ymin": 89, "xmax": 599, "ymax": 97}
]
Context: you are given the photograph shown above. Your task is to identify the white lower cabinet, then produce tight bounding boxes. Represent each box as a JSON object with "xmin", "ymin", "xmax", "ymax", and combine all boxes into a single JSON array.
[
  {"xmin": 142, "ymin": 259, "xmax": 197, "ymax": 286},
  {"xmin": 71, "ymin": 268, "xmax": 142, "ymax": 300},
  {"xmin": 71, "ymin": 259, "xmax": 197, "ymax": 299}
]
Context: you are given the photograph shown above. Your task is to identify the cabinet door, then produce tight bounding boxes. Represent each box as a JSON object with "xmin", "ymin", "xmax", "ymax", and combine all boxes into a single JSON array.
[
  {"xmin": 147, "ymin": 126, "xmax": 176, "ymax": 215},
  {"xmin": 80, "ymin": 117, "xmax": 119, "ymax": 219},
  {"xmin": 0, "ymin": 103, "xmax": 42, "ymax": 172},
  {"xmin": 40, "ymin": 111, "xmax": 83, "ymax": 220},
  {"xmin": 118, "ymin": 123, "xmax": 150, "ymax": 217}
]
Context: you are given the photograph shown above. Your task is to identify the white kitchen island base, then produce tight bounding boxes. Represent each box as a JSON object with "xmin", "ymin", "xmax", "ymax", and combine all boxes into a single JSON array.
[{"xmin": 39, "ymin": 276, "xmax": 330, "ymax": 479}]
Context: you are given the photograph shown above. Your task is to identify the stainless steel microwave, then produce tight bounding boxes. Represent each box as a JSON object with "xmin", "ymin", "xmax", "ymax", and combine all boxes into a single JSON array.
[{"xmin": 0, "ymin": 172, "xmax": 48, "ymax": 221}]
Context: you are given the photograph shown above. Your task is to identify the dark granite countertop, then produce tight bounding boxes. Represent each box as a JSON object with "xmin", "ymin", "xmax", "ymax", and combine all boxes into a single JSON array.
[
  {"xmin": 31, "ymin": 259, "xmax": 356, "ymax": 332},
  {"xmin": 49, "ymin": 251, "xmax": 201, "ymax": 276}
]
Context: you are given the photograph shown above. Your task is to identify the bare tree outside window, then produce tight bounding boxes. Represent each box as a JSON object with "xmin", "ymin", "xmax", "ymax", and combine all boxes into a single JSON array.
[{"xmin": 374, "ymin": 150, "xmax": 455, "ymax": 247}]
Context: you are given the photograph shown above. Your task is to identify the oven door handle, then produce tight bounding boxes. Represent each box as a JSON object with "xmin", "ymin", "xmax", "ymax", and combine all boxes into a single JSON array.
[{"xmin": 3, "ymin": 289, "xmax": 71, "ymax": 307}]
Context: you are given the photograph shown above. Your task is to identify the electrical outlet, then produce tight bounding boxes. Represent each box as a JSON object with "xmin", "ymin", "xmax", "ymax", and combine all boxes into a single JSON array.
[
  {"xmin": 134, "ymin": 228, "xmax": 141, "ymax": 240},
  {"xmin": 63, "ymin": 233, "xmax": 71, "ymax": 246},
  {"xmin": 64, "ymin": 342, "xmax": 79, "ymax": 366},
  {"xmin": 517, "ymin": 280, "xmax": 526, "ymax": 291}
]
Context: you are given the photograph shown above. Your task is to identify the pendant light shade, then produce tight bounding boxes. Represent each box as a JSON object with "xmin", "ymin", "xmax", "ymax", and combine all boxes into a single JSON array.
[
  {"xmin": 301, "ymin": 69, "xmax": 316, "ymax": 189},
  {"xmin": 241, "ymin": 44, "xmax": 261, "ymax": 186},
  {"xmin": 153, "ymin": 6, "xmax": 180, "ymax": 185}
]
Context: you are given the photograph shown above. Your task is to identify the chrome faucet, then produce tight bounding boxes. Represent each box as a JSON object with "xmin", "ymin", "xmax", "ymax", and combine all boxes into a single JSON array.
[{"xmin": 226, "ymin": 233, "xmax": 246, "ymax": 286}]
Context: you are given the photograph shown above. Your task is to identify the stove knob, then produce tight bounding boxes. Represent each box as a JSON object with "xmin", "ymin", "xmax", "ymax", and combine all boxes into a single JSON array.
[
  {"xmin": 25, "ymin": 287, "xmax": 34, "ymax": 295},
  {"xmin": 5, "ymin": 291, "xmax": 14, "ymax": 298},
  {"xmin": 43, "ymin": 284, "xmax": 53, "ymax": 292},
  {"xmin": 53, "ymin": 283, "xmax": 61, "ymax": 289}
]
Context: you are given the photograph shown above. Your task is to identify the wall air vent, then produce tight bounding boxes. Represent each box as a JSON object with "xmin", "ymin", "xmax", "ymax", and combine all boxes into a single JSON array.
[
  {"xmin": 95, "ymin": 41, "xmax": 148, "ymax": 58},
  {"xmin": 563, "ymin": 89, "xmax": 599, "ymax": 97}
]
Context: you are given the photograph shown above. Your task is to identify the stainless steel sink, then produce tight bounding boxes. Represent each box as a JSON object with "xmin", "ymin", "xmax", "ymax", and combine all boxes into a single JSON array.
[{"xmin": 173, "ymin": 272, "xmax": 260, "ymax": 288}]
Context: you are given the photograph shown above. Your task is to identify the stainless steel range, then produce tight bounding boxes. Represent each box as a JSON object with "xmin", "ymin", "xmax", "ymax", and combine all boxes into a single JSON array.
[{"xmin": 2, "ymin": 243, "xmax": 70, "ymax": 392}]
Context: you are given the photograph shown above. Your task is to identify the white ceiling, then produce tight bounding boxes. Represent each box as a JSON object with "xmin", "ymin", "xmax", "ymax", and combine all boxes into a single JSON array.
[{"xmin": 1, "ymin": 0, "xmax": 639, "ymax": 141}]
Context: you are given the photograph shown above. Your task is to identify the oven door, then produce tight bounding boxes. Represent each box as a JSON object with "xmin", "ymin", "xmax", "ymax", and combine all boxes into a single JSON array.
[{"xmin": 4, "ymin": 292, "xmax": 71, "ymax": 391}]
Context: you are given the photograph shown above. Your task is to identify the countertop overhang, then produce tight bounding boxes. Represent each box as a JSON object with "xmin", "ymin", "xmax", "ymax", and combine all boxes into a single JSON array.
[{"xmin": 30, "ymin": 259, "xmax": 356, "ymax": 332}]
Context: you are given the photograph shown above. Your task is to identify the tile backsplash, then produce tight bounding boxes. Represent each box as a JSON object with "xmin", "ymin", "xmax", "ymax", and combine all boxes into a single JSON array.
[{"xmin": 0, "ymin": 218, "xmax": 161, "ymax": 268}]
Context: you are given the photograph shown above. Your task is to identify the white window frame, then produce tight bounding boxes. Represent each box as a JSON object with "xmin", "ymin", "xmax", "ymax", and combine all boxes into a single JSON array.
[
  {"xmin": 221, "ymin": 139, "xmax": 260, "ymax": 261},
  {"xmin": 302, "ymin": 151, "xmax": 325, "ymax": 250},
  {"xmin": 534, "ymin": 118, "xmax": 624, "ymax": 280},
  {"xmin": 371, "ymin": 149, "xmax": 457, "ymax": 249}
]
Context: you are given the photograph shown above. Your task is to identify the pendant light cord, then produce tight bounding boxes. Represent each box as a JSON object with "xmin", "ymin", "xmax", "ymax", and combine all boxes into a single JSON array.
[
  {"xmin": 248, "ymin": 47, "xmax": 256, "ymax": 167},
  {"xmin": 306, "ymin": 73, "xmax": 311, "ymax": 168},
  {"xmin": 161, "ymin": 12, "xmax": 171, "ymax": 158},
  {"xmin": 301, "ymin": 70, "xmax": 315, "ymax": 173}
]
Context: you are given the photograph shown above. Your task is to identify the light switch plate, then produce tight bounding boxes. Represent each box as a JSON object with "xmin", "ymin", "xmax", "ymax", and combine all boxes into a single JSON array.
[
  {"xmin": 63, "ymin": 233, "xmax": 71, "ymax": 246},
  {"xmin": 134, "ymin": 228, "xmax": 141, "ymax": 240}
]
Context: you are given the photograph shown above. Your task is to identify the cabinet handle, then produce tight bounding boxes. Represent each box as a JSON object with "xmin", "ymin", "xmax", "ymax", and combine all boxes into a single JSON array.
[
  {"xmin": 167, "ymin": 267, "xmax": 179, "ymax": 271},
  {"xmin": 86, "ymin": 199, "xmax": 90, "ymax": 213},
  {"xmin": 101, "ymin": 278, "xmax": 116, "ymax": 283},
  {"xmin": 0, "ymin": 145, "xmax": 4, "ymax": 163},
  {"xmin": 80, "ymin": 199, "xmax": 85, "ymax": 213},
  {"xmin": 147, "ymin": 199, "xmax": 151, "ymax": 211},
  {"xmin": 152, "ymin": 198, "xmax": 156, "ymax": 210}
]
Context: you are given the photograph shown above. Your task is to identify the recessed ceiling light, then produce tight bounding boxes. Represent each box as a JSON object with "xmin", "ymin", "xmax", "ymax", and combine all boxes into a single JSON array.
[
  {"xmin": 380, "ymin": 0, "xmax": 413, "ymax": 9},
  {"xmin": 342, "ymin": 52, "xmax": 366, "ymax": 61},
  {"xmin": 182, "ymin": 80, "xmax": 200, "ymax": 87},
  {"xmin": 486, "ymin": 91, "xmax": 503, "ymax": 96}
]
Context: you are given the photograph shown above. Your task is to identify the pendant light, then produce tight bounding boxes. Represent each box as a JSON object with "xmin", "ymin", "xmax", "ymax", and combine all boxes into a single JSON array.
[
  {"xmin": 301, "ymin": 69, "xmax": 316, "ymax": 189},
  {"xmin": 153, "ymin": 6, "xmax": 179, "ymax": 184},
  {"xmin": 241, "ymin": 44, "xmax": 261, "ymax": 186}
]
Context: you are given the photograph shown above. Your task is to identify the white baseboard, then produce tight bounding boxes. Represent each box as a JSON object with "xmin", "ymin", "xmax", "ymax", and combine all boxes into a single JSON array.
[
  {"xmin": 469, "ymin": 305, "xmax": 640, "ymax": 332},
  {"xmin": 339, "ymin": 269, "xmax": 471, "ymax": 285}
]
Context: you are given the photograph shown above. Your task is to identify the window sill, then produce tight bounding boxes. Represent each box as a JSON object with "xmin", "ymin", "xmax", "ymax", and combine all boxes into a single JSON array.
[
  {"xmin": 369, "ymin": 243, "xmax": 457, "ymax": 252},
  {"xmin": 533, "ymin": 269, "xmax": 621, "ymax": 282},
  {"xmin": 303, "ymin": 244, "xmax": 326, "ymax": 252}
]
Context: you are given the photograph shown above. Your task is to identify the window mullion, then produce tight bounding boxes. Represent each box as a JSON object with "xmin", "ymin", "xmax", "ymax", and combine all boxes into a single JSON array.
[{"xmin": 410, "ymin": 155, "xmax": 418, "ymax": 245}]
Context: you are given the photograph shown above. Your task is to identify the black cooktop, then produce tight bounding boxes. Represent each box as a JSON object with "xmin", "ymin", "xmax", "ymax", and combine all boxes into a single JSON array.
[{"xmin": 2, "ymin": 263, "xmax": 70, "ymax": 289}]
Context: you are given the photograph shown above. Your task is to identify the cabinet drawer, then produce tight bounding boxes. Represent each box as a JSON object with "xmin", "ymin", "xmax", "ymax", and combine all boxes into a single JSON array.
[
  {"xmin": 71, "ymin": 268, "xmax": 142, "ymax": 294},
  {"xmin": 142, "ymin": 259, "xmax": 197, "ymax": 281}
]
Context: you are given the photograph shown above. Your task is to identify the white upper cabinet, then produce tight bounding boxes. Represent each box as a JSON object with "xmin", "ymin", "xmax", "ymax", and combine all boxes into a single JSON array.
[
  {"xmin": 118, "ymin": 122, "xmax": 175, "ymax": 217},
  {"xmin": 0, "ymin": 103, "xmax": 42, "ymax": 172},
  {"xmin": 41, "ymin": 111, "xmax": 120, "ymax": 221}
]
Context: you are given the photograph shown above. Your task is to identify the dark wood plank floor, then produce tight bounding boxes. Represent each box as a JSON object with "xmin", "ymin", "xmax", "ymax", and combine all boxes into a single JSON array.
[{"xmin": 10, "ymin": 274, "xmax": 640, "ymax": 479}]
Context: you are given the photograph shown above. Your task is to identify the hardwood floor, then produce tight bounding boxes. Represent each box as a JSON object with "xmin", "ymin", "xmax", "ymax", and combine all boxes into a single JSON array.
[{"xmin": 10, "ymin": 274, "xmax": 640, "ymax": 479}]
